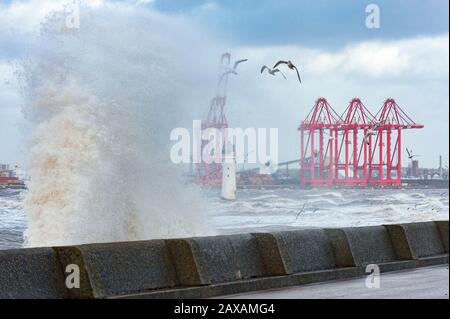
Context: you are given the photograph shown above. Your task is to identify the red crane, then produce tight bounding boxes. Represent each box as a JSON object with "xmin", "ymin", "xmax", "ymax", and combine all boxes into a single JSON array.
[
  {"xmin": 195, "ymin": 53, "xmax": 232, "ymax": 185},
  {"xmin": 298, "ymin": 98, "xmax": 342, "ymax": 186},
  {"xmin": 367, "ymin": 98, "xmax": 424, "ymax": 186},
  {"xmin": 336, "ymin": 98, "xmax": 376, "ymax": 186},
  {"xmin": 195, "ymin": 96, "xmax": 228, "ymax": 185},
  {"xmin": 299, "ymin": 97, "xmax": 423, "ymax": 187}
]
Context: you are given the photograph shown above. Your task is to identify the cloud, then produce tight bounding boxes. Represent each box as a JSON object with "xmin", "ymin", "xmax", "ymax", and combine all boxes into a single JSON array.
[
  {"xmin": 225, "ymin": 34, "xmax": 449, "ymax": 167},
  {"xmin": 196, "ymin": 1, "xmax": 218, "ymax": 13},
  {"xmin": 153, "ymin": 0, "xmax": 449, "ymax": 47},
  {"xmin": 133, "ymin": 0, "xmax": 154, "ymax": 5},
  {"xmin": 236, "ymin": 34, "xmax": 449, "ymax": 81},
  {"xmin": 0, "ymin": 1, "xmax": 448, "ymax": 167},
  {"xmin": 309, "ymin": 36, "xmax": 449, "ymax": 79}
]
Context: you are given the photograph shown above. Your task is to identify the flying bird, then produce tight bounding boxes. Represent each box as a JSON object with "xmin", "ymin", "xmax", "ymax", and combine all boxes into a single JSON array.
[
  {"xmin": 260, "ymin": 65, "xmax": 287, "ymax": 79},
  {"xmin": 363, "ymin": 121, "xmax": 385, "ymax": 145},
  {"xmin": 364, "ymin": 128, "xmax": 377, "ymax": 145},
  {"xmin": 218, "ymin": 58, "xmax": 248, "ymax": 85},
  {"xmin": 296, "ymin": 201, "xmax": 308, "ymax": 220},
  {"xmin": 233, "ymin": 59, "xmax": 248, "ymax": 71},
  {"xmin": 273, "ymin": 60, "xmax": 302, "ymax": 83},
  {"xmin": 406, "ymin": 148, "xmax": 420, "ymax": 160}
]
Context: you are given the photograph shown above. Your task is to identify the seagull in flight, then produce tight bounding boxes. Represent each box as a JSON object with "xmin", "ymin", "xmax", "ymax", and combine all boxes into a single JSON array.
[
  {"xmin": 363, "ymin": 121, "xmax": 385, "ymax": 145},
  {"xmin": 273, "ymin": 60, "xmax": 302, "ymax": 83},
  {"xmin": 260, "ymin": 65, "xmax": 287, "ymax": 79},
  {"xmin": 296, "ymin": 201, "xmax": 308, "ymax": 219},
  {"xmin": 232, "ymin": 59, "xmax": 248, "ymax": 71},
  {"xmin": 406, "ymin": 148, "xmax": 420, "ymax": 160},
  {"xmin": 218, "ymin": 58, "xmax": 248, "ymax": 84},
  {"xmin": 364, "ymin": 127, "xmax": 377, "ymax": 145}
]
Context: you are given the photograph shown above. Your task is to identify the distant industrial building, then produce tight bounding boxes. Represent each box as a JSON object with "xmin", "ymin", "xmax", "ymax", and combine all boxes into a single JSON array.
[
  {"xmin": 0, "ymin": 164, "xmax": 10, "ymax": 175},
  {"xmin": 409, "ymin": 160, "xmax": 420, "ymax": 178},
  {"xmin": 403, "ymin": 155, "xmax": 449, "ymax": 181}
]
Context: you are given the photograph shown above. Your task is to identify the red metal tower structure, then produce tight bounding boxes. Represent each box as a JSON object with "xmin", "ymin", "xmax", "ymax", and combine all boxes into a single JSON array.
[
  {"xmin": 298, "ymin": 98, "xmax": 342, "ymax": 186},
  {"xmin": 196, "ymin": 96, "xmax": 228, "ymax": 184},
  {"xmin": 299, "ymin": 97, "xmax": 423, "ymax": 187},
  {"xmin": 336, "ymin": 98, "xmax": 377, "ymax": 186},
  {"xmin": 367, "ymin": 98, "xmax": 424, "ymax": 186},
  {"xmin": 195, "ymin": 53, "xmax": 231, "ymax": 185}
]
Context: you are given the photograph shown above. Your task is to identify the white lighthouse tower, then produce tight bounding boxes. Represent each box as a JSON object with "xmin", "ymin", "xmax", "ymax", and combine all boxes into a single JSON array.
[{"xmin": 221, "ymin": 142, "xmax": 237, "ymax": 200}]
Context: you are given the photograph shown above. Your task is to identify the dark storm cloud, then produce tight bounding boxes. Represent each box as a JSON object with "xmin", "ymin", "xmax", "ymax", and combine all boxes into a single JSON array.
[{"xmin": 152, "ymin": 0, "xmax": 449, "ymax": 47}]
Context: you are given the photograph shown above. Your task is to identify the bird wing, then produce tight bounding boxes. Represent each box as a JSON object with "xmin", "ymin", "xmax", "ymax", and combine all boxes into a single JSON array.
[
  {"xmin": 292, "ymin": 65, "xmax": 302, "ymax": 83},
  {"xmin": 233, "ymin": 59, "xmax": 248, "ymax": 70},
  {"xmin": 260, "ymin": 65, "xmax": 269, "ymax": 74},
  {"xmin": 274, "ymin": 69, "xmax": 287, "ymax": 79},
  {"xmin": 406, "ymin": 148, "xmax": 411, "ymax": 157},
  {"xmin": 273, "ymin": 60, "xmax": 288, "ymax": 69}
]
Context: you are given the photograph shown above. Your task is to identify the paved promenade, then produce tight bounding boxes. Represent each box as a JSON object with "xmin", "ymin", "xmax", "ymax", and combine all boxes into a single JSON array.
[{"xmin": 222, "ymin": 265, "xmax": 449, "ymax": 299}]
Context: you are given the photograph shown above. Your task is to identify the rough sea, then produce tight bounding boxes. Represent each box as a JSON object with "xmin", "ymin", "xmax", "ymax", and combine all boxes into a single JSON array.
[{"xmin": 1, "ymin": 187, "xmax": 448, "ymax": 250}]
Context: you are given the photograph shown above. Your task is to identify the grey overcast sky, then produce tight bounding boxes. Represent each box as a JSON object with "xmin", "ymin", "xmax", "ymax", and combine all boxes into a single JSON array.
[{"xmin": 0, "ymin": 0, "xmax": 449, "ymax": 168}]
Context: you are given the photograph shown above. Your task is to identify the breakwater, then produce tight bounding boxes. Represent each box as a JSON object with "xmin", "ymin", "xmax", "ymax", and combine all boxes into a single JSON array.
[{"xmin": 0, "ymin": 221, "xmax": 448, "ymax": 299}]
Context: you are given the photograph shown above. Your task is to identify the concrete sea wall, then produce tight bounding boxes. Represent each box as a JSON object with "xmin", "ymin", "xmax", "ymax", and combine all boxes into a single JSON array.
[{"xmin": 0, "ymin": 221, "xmax": 448, "ymax": 299}]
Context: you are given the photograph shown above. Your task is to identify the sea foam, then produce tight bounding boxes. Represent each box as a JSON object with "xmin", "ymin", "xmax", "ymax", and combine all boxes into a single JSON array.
[{"xmin": 19, "ymin": 3, "xmax": 216, "ymax": 247}]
